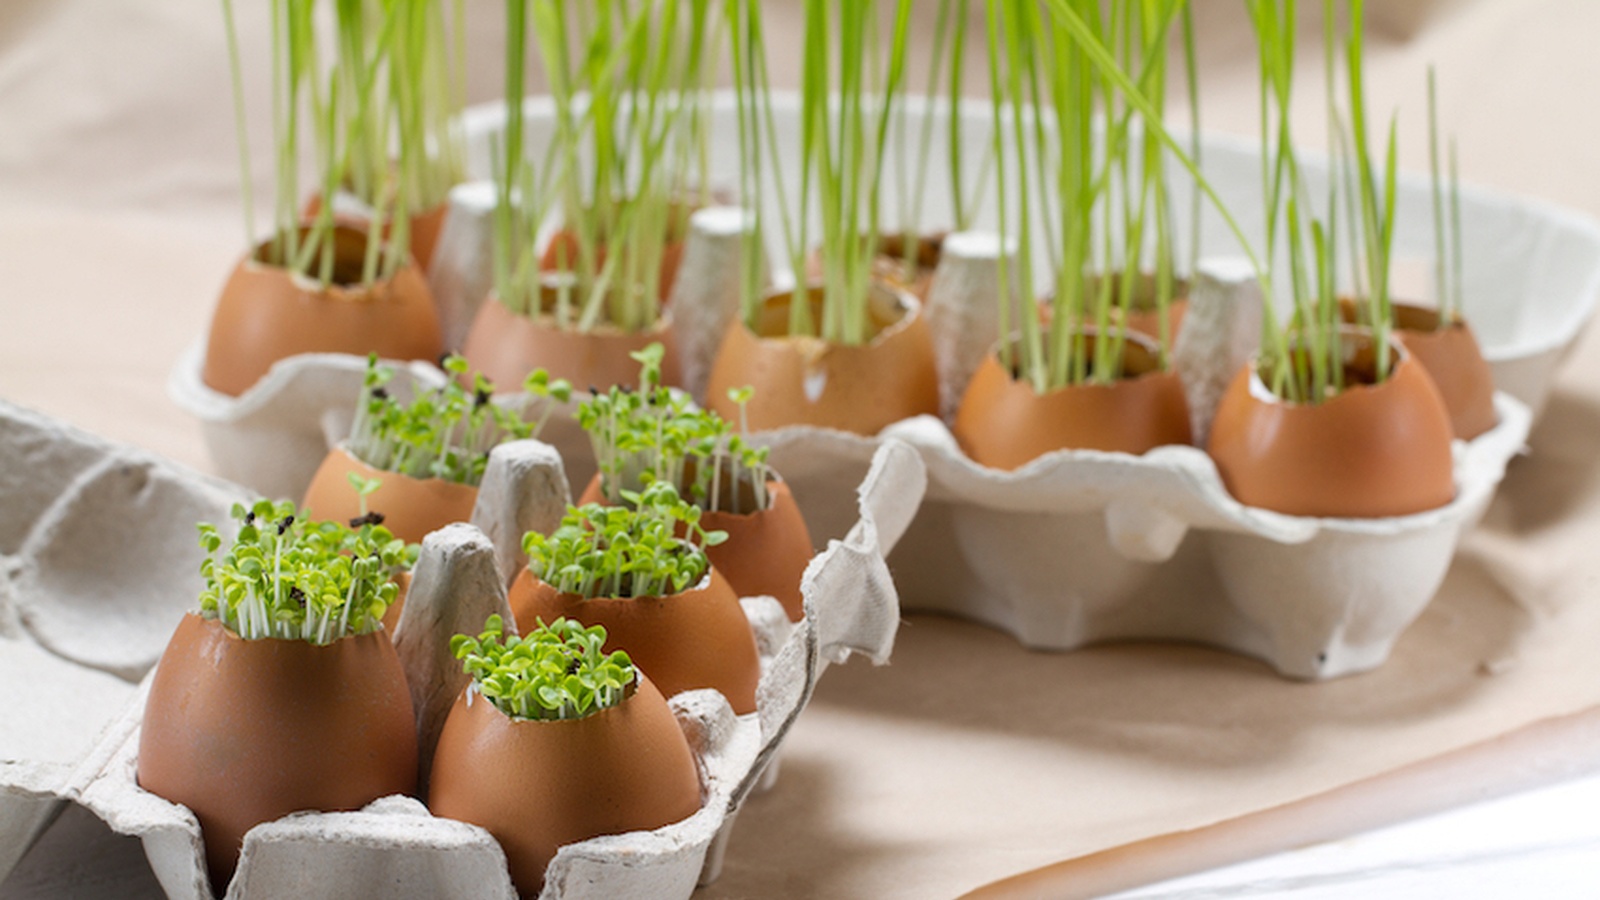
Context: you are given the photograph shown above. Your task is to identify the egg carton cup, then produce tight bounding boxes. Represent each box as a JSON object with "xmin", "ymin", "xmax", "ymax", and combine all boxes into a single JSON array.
[{"xmin": 0, "ymin": 396, "xmax": 929, "ymax": 897}]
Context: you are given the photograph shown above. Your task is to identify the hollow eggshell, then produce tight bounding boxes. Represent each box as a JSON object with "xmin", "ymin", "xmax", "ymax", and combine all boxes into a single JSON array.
[
  {"xmin": 1206, "ymin": 334, "xmax": 1456, "ymax": 518},
  {"xmin": 201, "ymin": 225, "xmax": 443, "ymax": 397},
  {"xmin": 301, "ymin": 444, "xmax": 480, "ymax": 545},
  {"xmin": 953, "ymin": 330, "xmax": 1192, "ymax": 469},
  {"xmin": 508, "ymin": 568, "xmax": 760, "ymax": 715},
  {"xmin": 460, "ymin": 291, "xmax": 682, "ymax": 395},
  {"xmin": 705, "ymin": 284, "xmax": 940, "ymax": 435},
  {"xmin": 137, "ymin": 613, "xmax": 417, "ymax": 889},
  {"xmin": 427, "ymin": 675, "xmax": 700, "ymax": 898}
]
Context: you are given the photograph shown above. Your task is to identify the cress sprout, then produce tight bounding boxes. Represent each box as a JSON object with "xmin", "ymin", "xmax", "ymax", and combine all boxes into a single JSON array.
[
  {"xmin": 196, "ymin": 499, "xmax": 418, "ymax": 644},
  {"xmin": 452, "ymin": 614, "xmax": 637, "ymax": 721},
  {"xmin": 345, "ymin": 354, "xmax": 572, "ymax": 487},
  {"xmin": 577, "ymin": 343, "xmax": 773, "ymax": 515},
  {"xmin": 521, "ymin": 481, "xmax": 728, "ymax": 600}
]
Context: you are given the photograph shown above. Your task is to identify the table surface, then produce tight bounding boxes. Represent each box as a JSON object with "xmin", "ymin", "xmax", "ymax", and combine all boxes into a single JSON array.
[{"xmin": 7, "ymin": 2, "xmax": 1600, "ymax": 897}]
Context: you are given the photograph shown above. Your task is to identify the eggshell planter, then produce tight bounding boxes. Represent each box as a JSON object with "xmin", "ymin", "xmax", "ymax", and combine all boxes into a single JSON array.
[
  {"xmin": 0, "ymin": 399, "xmax": 927, "ymax": 898},
  {"xmin": 301, "ymin": 443, "xmax": 481, "ymax": 544},
  {"xmin": 137, "ymin": 614, "xmax": 418, "ymax": 888},
  {"xmin": 1207, "ymin": 334, "xmax": 1457, "ymax": 518},
  {"xmin": 1341, "ymin": 300, "xmax": 1499, "ymax": 441},
  {"xmin": 200, "ymin": 225, "xmax": 444, "ymax": 398},
  {"xmin": 953, "ymin": 329, "xmax": 1193, "ymax": 469},
  {"xmin": 508, "ymin": 568, "xmax": 762, "ymax": 715},
  {"xmin": 460, "ymin": 291, "xmax": 683, "ymax": 395},
  {"xmin": 576, "ymin": 474, "xmax": 815, "ymax": 622},
  {"xmin": 304, "ymin": 189, "xmax": 452, "ymax": 275},
  {"xmin": 705, "ymin": 284, "xmax": 941, "ymax": 436},
  {"xmin": 428, "ymin": 676, "xmax": 702, "ymax": 897}
]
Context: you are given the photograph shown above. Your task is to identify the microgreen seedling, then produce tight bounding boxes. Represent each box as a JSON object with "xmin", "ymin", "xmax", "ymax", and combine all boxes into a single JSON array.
[
  {"xmin": 452, "ymin": 614, "xmax": 637, "ymax": 721},
  {"xmin": 196, "ymin": 499, "xmax": 417, "ymax": 644},
  {"xmin": 345, "ymin": 354, "xmax": 571, "ymax": 487},
  {"xmin": 346, "ymin": 471, "xmax": 384, "ymax": 519},
  {"xmin": 522, "ymin": 481, "xmax": 728, "ymax": 600},
  {"xmin": 576, "ymin": 343, "xmax": 772, "ymax": 515}
]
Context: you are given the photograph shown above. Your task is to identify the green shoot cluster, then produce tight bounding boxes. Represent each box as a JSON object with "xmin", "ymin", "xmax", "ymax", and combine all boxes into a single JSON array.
[
  {"xmin": 493, "ymin": 0, "xmax": 718, "ymax": 335},
  {"xmin": 219, "ymin": 0, "xmax": 464, "ymax": 288},
  {"xmin": 577, "ymin": 344, "xmax": 772, "ymax": 515},
  {"xmin": 522, "ymin": 481, "xmax": 728, "ymax": 600},
  {"xmin": 986, "ymin": 0, "xmax": 1194, "ymax": 390},
  {"xmin": 452, "ymin": 614, "xmax": 637, "ymax": 721},
  {"xmin": 197, "ymin": 499, "xmax": 417, "ymax": 644},
  {"xmin": 729, "ymin": 0, "xmax": 914, "ymax": 346},
  {"xmin": 346, "ymin": 353, "xmax": 572, "ymax": 487},
  {"xmin": 1248, "ymin": 0, "xmax": 1399, "ymax": 403}
]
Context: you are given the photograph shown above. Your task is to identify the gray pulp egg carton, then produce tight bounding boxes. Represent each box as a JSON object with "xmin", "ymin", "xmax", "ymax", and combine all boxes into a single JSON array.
[{"xmin": 0, "ymin": 398, "xmax": 927, "ymax": 898}]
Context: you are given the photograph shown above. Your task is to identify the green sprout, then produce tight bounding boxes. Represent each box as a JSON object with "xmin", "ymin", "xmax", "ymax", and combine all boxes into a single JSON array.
[
  {"xmin": 452, "ymin": 614, "xmax": 637, "ymax": 721},
  {"xmin": 492, "ymin": 0, "xmax": 718, "ymax": 336},
  {"xmin": 345, "ymin": 353, "xmax": 572, "ymax": 487},
  {"xmin": 346, "ymin": 471, "xmax": 384, "ymax": 518},
  {"xmin": 985, "ymin": 0, "xmax": 1191, "ymax": 392},
  {"xmin": 521, "ymin": 481, "xmax": 728, "ymax": 600},
  {"xmin": 728, "ymin": 0, "xmax": 914, "ymax": 345},
  {"xmin": 196, "ymin": 499, "xmax": 418, "ymax": 644},
  {"xmin": 219, "ymin": 0, "xmax": 461, "ymax": 288},
  {"xmin": 576, "ymin": 343, "xmax": 773, "ymax": 515},
  {"xmin": 1243, "ymin": 0, "xmax": 1399, "ymax": 403},
  {"xmin": 1427, "ymin": 65, "xmax": 1464, "ymax": 329}
]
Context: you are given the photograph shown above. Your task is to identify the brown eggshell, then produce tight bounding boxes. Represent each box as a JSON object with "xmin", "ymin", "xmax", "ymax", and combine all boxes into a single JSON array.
[
  {"xmin": 508, "ymin": 568, "xmax": 760, "ymax": 715},
  {"xmin": 1338, "ymin": 299, "xmax": 1498, "ymax": 439},
  {"xmin": 953, "ymin": 331, "xmax": 1193, "ymax": 470},
  {"xmin": 201, "ymin": 226, "xmax": 443, "ymax": 397},
  {"xmin": 540, "ymin": 228, "xmax": 688, "ymax": 304},
  {"xmin": 705, "ymin": 285, "xmax": 940, "ymax": 435},
  {"xmin": 1206, "ymin": 333, "xmax": 1456, "ymax": 518},
  {"xmin": 301, "ymin": 444, "xmax": 480, "ymax": 545},
  {"xmin": 137, "ymin": 614, "xmax": 417, "ymax": 889},
  {"xmin": 427, "ymin": 676, "xmax": 701, "ymax": 897},
  {"xmin": 577, "ymin": 475, "xmax": 815, "ymax": 622},
  {"xmin": 302, "ymin": 194, "xmax": 450, "ymax": 273},
  {"xmin": 1390, "ymin": 303, "xmax": 1498, "ymax": 440},
  {"xmin": 460, "ymin": 291, "xmax": 682, "ymax": 395}
]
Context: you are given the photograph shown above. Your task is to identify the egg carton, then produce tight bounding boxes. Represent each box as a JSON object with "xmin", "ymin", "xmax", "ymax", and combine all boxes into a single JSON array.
[{"xmin": 0, "ymin": 398, "xmax": 929, "ymax": 897}]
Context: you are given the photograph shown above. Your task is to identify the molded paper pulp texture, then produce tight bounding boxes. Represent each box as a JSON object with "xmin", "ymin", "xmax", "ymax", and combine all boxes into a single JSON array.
[{"xmin": 0, "ymin": 399, "xmax": 926, "ymax": 899}]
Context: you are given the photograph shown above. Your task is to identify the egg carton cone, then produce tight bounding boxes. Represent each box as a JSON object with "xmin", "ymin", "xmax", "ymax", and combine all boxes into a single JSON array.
[{"xmin": 0, "ymin": 398, "xmax": 927, "ymax": 897}]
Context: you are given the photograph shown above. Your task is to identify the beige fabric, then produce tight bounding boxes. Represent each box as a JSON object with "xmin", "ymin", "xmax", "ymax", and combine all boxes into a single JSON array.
[{"xmin": 6, "ymin": 1, "xmax": 1600, "ymax": 897}]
